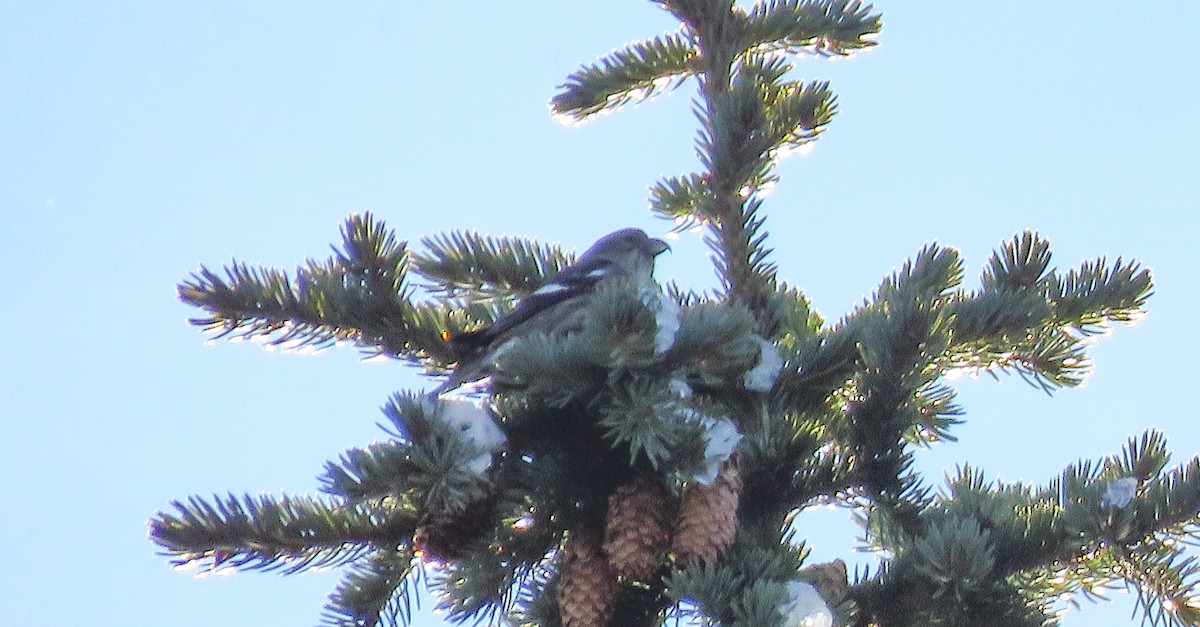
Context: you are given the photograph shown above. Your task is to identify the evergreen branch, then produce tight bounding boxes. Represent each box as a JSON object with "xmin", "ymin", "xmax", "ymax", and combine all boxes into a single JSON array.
[
  {"xmin": 1135, "ymin": 456, "xmax": 1200, "ymax": 544},
  {"xmin": 941, "ymin": 326, "xmax": 1091, "ymax": 393},
  {"xmin": 743, "ymin": 0, "xmax": 882, "ymax": 57},
  {"xmin": 971, "ymin": 231, "xmax": 1152, "ymax": 335},
  {"xmin": 844, "ymin": 245, "xmax": 961, "ymax": 532},
  {"xmin": 1005, "ymin": 327, "xmax": 1091, "ymax": 391},
  {"xmin": 763, "ymin": 78, "xmax": 838, "ymax": 153},
  {"xmin": 179, "ymin": 213, "xmax": 457, "ymax": 364},
  {"xmin": 597, "ymin": 378, "xmax": 707, "ymax": 471},
  {"xmin": 1110, "ymin": 430, "xmax": 1172, "ymax": 483},
  {"xmin": 653, "ymin": 0, "xmax": 739, "ymax": 42},
  {"xmin": 1120, "ymin": 542, "xmax": 1200, "ymax": 627},
  {"xmin": 871, "ymin": 242, "xmax": 966, "ymax": 305},
  {"xmin": 854, "ymin": 465, "xmax": 1104, "ymax": 625},
  {"xmin": 851, "ymin": 562, "xmax": 1050, "ymax": 626},
  {"xmin": 944, "ymin": 289, "xmax": 1053, "ymax": 344},
  {"xmin": 158, "ymin": 3, "xmax": 1186, "ymax": 625},
  {"xmin": 936, "ymin": 437, "xmax": 1199, "ymax": 616},
  {"xmin": 429, "ymin": 551, "xmax": 526, "ymax": 625},
  {"xmin": 910, "ymin": 516, "xmax": 996, "ymax": 600},
  {"xmin": 407, "ymin": 300, "xmax": 479, "ymax": 366},
  {"xmin": 738, "ymin": 405, "xmax": 844, "ymax": 519},
  {"xmin": 490, "ymin": 332, "xmax": 610, "ymax": 405},
  {"xmin": 149, "ymin": 493, "xmax": 415, "ymax": 575},
  {"xmin": 938, "ymin": 234, "xmax": 1148, "ymax": 393},
  {"xmin": 599, "ymin": 388, "xmax": 680, "ymax": 470},
  {"xmin": 579, "ymin": 278, "xmax": 680, "ymax": 369},
  {"xmin": 731, "ymin": 580, "xmax": 794, "ymax": 625},
  {"xmin": 507, "ymin": 559, "xmax": 561, "ymax": 627},
  {"xmin": 664, "ymin": 532, "xmax": 806, "ymax": 626},
  {"xmin": 664, "ymin": 559, "xmax": 741, "ymax": 625},
  {"xmin": 322, "ymin": 393, "xmax": 497, "ymax": 515},
  {"xmin": 705, "ymin": 197, "xmax": 780, "ymax": 335},
  {"xmin": 989, "ymin": 449, "xmax": 1200, "ymax": 626},
  {"xmin": 772, "ymin": 321, "xmax": 860, "ymax": 415},
  {"xmin": 700, "ymin": 69, "xmax": 772, "ymax": 198},
  {"xmin": 321, "ymin": 547, "xmax": 417, "ymax": 627},
  {"xmin": 551, "ymin": 30, "xmax": 697, "ymax": 120},
  {"xmin": 469, "ymin": 277, "xmax": 678, "ymax": 401},
  {"xmin": 667, "ymin": 300, "xmax": 761, "ymax": 390},
  {"xmin": 1050, "ymin": 256, "xmax": 1154, "ymax": 333},
  {"xmin": 649, "ymin": 173, "xmax": 712, "ymax": 227},
  {"xmin": 937, "ymin": 466, "xmax": 1062, "ymax": 576},
  {"xmin": 779, "ymin": 240, "xmax": 1099, "ymax": 426},
  {"xmin": 322, "ymin": 440, "xmax": 421, "ymax": 503},
  {"xmin": 1123, "ymin": 442, "xmax": 1200, "ymax": 554},
  {"xmin": 411, "ymin": 230, "xmax": 574, "ymax": 303},
  {"xmin": 1008, "ymin": 551, "xmax": 1124, "ymax": 622},
  {"xmin": 905, "ymin": 381, "xmax": 963, "ymax": 444},
  {"xmin": 664, "ymin": 6, "xmax": 847, "ymax": 335},
  {"xmin": 851, "ymin": 243, "xmax": 962, "ymax": 406},
  {"xmin": 489, "ymin": 465, "xmax": 570, "ymax": 565},
  {"xmin": 770, "ymin": 283, "xmax": 823, "ymax": 348},
  {"xmin": 181, "ymin": 262, "xmax": 334, "ymax": 345},
  {"xmin": 980, "ymin": 231, "xmax": 1054, "ymax": 292},
  {"xmin": 694, "ymin": 62, "xmax": 784, "ymax": 333}
]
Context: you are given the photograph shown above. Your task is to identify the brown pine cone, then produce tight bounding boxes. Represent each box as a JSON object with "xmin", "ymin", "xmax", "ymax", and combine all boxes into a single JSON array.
[
  {"xmin": 800, "ymin": 558, "xmax": 849, "ymax": 606},
  {"xmin": 671, "ymin": 459, "xmax": 742, "ymax": 563},
  {"xmin": 603, "ymin": 474, "xmax": 671, "ymax": 580},
  {"xmin": 413, "ymin": 493, "xmax": 498, "ymax": 561},
  {"xmin": 558, "ymin": 528, "xmax": 617, "ymax": 627}
]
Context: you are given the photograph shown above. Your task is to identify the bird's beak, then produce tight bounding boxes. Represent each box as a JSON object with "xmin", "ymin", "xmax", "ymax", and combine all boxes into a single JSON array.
[{"xmin": 650, "ymin": 238, "xmax": 671, "ymax": 256}]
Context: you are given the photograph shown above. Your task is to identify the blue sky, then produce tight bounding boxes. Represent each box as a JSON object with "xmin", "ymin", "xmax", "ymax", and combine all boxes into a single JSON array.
[{"xmin": 2, "ymin": 2, "xmax": 1196, "ymax": 626}]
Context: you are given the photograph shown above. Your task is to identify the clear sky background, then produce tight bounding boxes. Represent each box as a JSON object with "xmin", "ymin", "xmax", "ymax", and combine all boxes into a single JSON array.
[{"xmin": 2, "ymin": 2, "xmax": 1197, "ymax": 626}]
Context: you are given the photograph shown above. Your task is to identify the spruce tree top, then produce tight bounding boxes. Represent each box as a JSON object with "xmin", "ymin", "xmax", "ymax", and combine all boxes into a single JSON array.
[{"xmin": 151, "ymin": 2, "xmax": 1199, "ymax": 626}]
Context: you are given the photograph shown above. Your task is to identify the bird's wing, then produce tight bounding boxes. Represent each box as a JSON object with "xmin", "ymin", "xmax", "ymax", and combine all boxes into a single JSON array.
[{"xmin": 449, "ymin": 257, "xmax": 616, "ymax": 355}]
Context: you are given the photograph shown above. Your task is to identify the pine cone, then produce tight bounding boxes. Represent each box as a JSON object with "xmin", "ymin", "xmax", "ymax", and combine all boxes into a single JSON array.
[
  {"xmin": 413, "ymin": 494, "xmax": 498, "ymax": 561},
  {"xmin": 800, "ymin": 558, "xmax": 849, "ymax": 606},
  {"xmin": 672, "ymin": 458, "xmax": 742, "ymax": 563},
  {"xmin": 558, "ymin": 529, "xmax": 617, "ymax": 627},
  {"xmin": 603, "ymin": 474, "xmax": 671, "ymax": 580}
]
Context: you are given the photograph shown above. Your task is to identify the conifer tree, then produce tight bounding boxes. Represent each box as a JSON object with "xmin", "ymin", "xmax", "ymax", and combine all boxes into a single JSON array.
[{"xmin": 150, "ymin": 2, "xmax": 1199, "ymax": 626}]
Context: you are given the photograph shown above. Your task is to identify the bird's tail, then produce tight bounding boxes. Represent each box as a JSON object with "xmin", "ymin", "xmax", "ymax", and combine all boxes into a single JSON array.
[
  {"xmin": 446, "ymin": 328, "xmax": 493, "ymax": 359},
  {"xmin": 433, "ymin": 328, "xmax": 495, "ymax": 396}
]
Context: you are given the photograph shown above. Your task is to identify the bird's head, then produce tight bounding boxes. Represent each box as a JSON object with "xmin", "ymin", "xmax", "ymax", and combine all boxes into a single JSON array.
[
  {"xmin": 580, "ymin": 228, "xmax": 670, "ymax": 284},
  {"xmin": 584, "ymin": 228, "xmax": 670, "ymax": 261}
]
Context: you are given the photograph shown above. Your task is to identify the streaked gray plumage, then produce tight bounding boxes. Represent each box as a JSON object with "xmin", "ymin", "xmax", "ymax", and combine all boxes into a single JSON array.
[{"xmin": 435, "ymin": 228, "xmax": 669, "ymax": 395}]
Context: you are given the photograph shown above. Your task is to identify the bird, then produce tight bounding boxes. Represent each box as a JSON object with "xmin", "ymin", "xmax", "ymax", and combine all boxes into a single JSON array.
[{"xmin": 435, "ymin": 228, "xmax": 671, "ymax": 395}]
